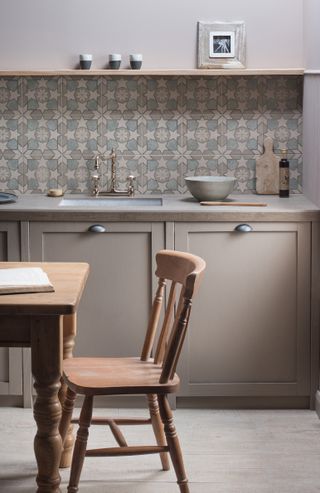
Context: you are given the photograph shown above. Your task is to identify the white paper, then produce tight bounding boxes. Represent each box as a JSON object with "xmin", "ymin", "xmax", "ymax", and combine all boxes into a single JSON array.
[{"xmin": 0, "ymin": 267, "xmax": 53, "ymax": 288}]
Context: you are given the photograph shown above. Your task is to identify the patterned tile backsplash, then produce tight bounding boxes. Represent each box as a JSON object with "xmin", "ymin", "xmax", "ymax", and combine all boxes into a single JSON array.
[{"xmin": 0, "ymin": 76, "xmax": 302, "ymax": 194}]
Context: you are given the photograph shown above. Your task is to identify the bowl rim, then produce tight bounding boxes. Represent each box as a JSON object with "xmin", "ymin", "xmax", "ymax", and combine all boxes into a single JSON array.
[{"xmin": 185, "ymin": 175, "xmax": 236, "ymax": 183}]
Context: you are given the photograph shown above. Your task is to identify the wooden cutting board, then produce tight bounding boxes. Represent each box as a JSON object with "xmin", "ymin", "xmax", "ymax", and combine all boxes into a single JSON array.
[{"xmin": 256, "ymin": 138, "xmax": 279, "ymax": 195}]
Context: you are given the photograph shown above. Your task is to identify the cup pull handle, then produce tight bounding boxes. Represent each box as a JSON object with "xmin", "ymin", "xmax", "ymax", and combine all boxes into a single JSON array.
[
  {"xmin": 88, "ymin": 224, "xmax": 106, "ymax": 233},
  {"xmin": 234, "ymin": 224, "xmax": 253, "ymax": 233}
]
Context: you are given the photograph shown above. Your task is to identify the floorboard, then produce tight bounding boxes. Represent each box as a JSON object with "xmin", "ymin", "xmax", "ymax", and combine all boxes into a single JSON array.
[{"xmin": 0, "ymin": 408, "xmax": 320, "ymax": 492}]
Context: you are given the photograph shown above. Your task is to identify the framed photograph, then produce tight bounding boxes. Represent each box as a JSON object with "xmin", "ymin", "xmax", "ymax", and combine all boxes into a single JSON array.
[{"xmin": 198, "ymin": 21, "xmax": 246, "ymax": 69}]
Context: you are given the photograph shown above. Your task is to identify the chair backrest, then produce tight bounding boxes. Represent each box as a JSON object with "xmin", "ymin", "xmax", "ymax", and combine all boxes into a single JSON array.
[{"xmin": 140, "ymin": 249, "xmax": 206, "ymax": 384}]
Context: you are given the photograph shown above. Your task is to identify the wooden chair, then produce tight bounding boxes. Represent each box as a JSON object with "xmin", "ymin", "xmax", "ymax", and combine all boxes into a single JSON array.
[{"xmin": 60, "ymin": 249, "xmax": 206, "ymax": 493}]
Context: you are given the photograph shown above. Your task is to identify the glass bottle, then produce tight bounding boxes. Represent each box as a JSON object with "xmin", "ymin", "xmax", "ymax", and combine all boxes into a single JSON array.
[{"xmin": 279, "ymin": 149, "xmax": 289, "ymax": 198}]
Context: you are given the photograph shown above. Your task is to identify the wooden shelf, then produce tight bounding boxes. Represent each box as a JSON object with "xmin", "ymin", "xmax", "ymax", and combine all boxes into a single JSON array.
[{"xmin": 0, "ymin": 68, "xmax": 305, "ymax": 77}]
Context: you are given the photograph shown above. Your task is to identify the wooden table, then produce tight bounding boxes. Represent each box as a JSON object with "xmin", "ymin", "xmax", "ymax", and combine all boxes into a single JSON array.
[{"xmin": 0, "ymin": 262, "xmax": 89, "ymax": 493}]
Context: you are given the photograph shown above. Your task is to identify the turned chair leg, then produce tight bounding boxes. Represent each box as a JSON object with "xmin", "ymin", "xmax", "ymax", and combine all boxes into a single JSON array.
[
  {"xmin": 67, "ymin": 395, "xmax": 93, "ymax": 493},
  {"xmin": 158, "ymin": 394, "xmax": 189, "ymax": 493},
  {"xmin": 147, "ymin": 394, "xmax": 170, "ymax": 471},
  {"xmin": 59, "ymin": 386, "xmax": 76, "ymax": 468}
]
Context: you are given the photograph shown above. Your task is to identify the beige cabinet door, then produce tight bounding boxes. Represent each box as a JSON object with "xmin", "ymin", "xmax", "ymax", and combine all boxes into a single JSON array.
[
  {"xmin": 0, "ymin": 222, "xmax": 22, "ymax": 396},
  {"xmin": 175, "ymin": 222, "xmax": 311, "ymax": 397},
  {"xmin": 29, "ymin": 221, "xmax": 164, "ymax": 357}
]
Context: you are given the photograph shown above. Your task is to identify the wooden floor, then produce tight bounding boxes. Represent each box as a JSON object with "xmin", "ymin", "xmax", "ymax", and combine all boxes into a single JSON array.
[{"xmin": 0, "ymin": 407, "xmax": 320, "ymax": 492}]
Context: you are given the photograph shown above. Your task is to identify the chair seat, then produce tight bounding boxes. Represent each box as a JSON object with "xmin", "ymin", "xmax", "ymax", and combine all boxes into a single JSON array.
[{"xmin": 63, "ymin": 357, "xmax": 180, "ymax": 396}]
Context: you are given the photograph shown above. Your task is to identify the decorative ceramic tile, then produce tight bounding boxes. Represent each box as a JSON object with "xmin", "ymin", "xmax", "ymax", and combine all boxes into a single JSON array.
[
  {"xmin": 261, "ymin": 76, "xmax": 303, "ymax": 112},
  {"xmin": 145, "ymin": 115, "xmax": 182, "ymax": 155},
  {"xmin": 144, "ymin": 155, "xmax": 185, "ymax": 194},
  {"xmin": 102, "ymin": 77, "xmax": 142, "ymax": 113},
  {"xmin": 63, "ymin": 119, "xmax": 99, "ymax": 154},
  {"xmin": 24, "ymin": 158, "xmax": 59, "ymax": 193},
  {"xmin": 61, "ymin": 159, "xmax": 91, "ymax": 193},
  {"xmin": 144, "ymin": 77, "xmax": 184, "ymax": 113},
  {"xmin": 103, "ymin": 116, "xmax": 143, "ymax": 153},
  {"xmin": 185, "ymin": 116, "xmax": 221, "ymax": 153},
  {"xmin": 62, "ymin": 78, "xmax": 100, "ymax": 117},
  {"xmin": 223, "ymin": 112, "xmax": 263, "ymax": 156},
  {"xmin": 220, "ymin": 155, "xmax": 256, "ymax": 193},
  {"xmin": 0, "ymin": 78, "xmax": 21, "ymax": 116},
  {"xmin": 0, "ymin": 117, "xmax": 18, "ymax": 151},
  {"xmin": 185, "ymin": 77, "xmax": 219, "ymax": 112},
  {"xmin": 25, "ymin": 117, "xmax": 58, "ymax": 151},
  {"xmin": 25, "ymin": 78, "xmax": 60, "ymax": 112},
  {"xmin": 221, "ymin": 77, "xmax": 261, "ymax": 112},
  {"xmin": 0, "ymin": 150, "xmax": 24, "ymax": 193},
  {"xmin": 287, "ymin": 153, "xmax": 303, "ymax": 193},
  {"xmin": 263, "ymin": 111, "xmax": 302, "ymax": 152},
  {"xmin": 0, "ymin": 75, "xmax": 304, "ymax": 195},
  {"xmin": 185, "ymin": 156, "xmax": 219, "ymax": 176}
]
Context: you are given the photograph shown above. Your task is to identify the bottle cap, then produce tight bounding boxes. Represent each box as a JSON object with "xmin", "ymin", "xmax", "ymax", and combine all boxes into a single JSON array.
[{"xmin": 280, "ymin": 148, "xmax": 288, "ymax": 157}]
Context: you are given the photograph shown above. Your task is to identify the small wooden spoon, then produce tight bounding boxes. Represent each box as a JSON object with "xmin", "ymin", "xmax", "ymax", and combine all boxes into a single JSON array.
[{"xmin": 200, "ymin": 201, "xmax": 268, "ymax": 207}]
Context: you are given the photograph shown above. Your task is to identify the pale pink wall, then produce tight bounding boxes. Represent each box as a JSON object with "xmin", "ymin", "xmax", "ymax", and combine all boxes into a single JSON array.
[
  {"xmin": 0, "ymin": 0, "xmax": 303, "ymax": 69},
  {"xmin": 303, "ymin": 0, "xmax": 320, "ymax": 205},
  {"xmin": 304, "ymin": 0, "xmax": 320, "ymax": 69}
]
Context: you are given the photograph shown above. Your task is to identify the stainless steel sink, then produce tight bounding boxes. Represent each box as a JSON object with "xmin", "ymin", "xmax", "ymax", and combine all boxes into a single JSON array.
[{"xmin": 59, "ymin": 197, "xmax": 163, "ymax": 207}]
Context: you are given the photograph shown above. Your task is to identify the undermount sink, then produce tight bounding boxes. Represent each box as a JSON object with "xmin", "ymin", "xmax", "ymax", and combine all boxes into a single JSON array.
[{"xmin": 59, "ymin": 197, "xmax": 163, "ymax": 207}]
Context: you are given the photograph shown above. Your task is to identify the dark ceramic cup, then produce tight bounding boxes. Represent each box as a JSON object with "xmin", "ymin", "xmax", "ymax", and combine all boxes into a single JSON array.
[
  {"xmin": 80, "ymin": 60, "xmax": 92, "ymax": 70},
  {"xmin": 109, "ymin": 60, "xmax": 121, "ymax": 69},
  {"xmin": 130, "ymin": 60, "xmax": 142, "ymax": 70},
  {"xmin": 79, "ymin": 55, "xmax": 92, "ymax": 70},
  {"xmin": 129, "ymin": 54, "xmax": 143, "ymax": 70}
]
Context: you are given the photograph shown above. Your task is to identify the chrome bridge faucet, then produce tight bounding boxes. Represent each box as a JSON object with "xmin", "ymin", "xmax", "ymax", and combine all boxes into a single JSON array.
[{"xmin": 91, "ymin": 149, "xmax": 135, "ymax": 197}]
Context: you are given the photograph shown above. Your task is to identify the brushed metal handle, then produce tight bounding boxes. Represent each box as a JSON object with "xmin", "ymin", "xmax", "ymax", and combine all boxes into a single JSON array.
[
  {"xmin": 234, "ymin": 224, "xmax": 253, "ymax": 233},
  {"xmin": 88, "ymin": 224, "xmax": 106, "ymax": 233}
]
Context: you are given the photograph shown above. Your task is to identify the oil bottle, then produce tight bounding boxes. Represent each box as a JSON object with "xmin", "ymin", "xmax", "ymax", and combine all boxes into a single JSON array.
[{"xmin": 279, "ymin": 149, "xmax": 289, "ymax": 198}]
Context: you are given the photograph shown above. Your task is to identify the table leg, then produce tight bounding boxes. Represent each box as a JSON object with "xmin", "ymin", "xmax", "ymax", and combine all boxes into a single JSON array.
[
  {"xmin": 59, "ymin": 313, "xmax": 77, "ymax": 468},
  {"xmin": 31, "ymin": 315, "xmax": 63, "ymax": 493}
]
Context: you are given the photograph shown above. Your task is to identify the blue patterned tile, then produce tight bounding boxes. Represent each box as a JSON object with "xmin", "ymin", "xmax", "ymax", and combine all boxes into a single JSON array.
[
  {"xmin": 261, "ymin": 76, "xmax": 303, "ymax": 112},
  {"xmin": 26, "ymin": 118, "xmax": 58, "ymax": 151},
  {"xmin": 145, "ymin": 115, "xmax": 182, "ymax": 155},
  {"xmin": 185, "ymin": 156, "xmax": 219, "ymax": 176},
  {"xmin": 185, "ymin": 77, "xmax": 219, "ymax": 112},
  {"xmin": 24, "ymin": 158, "xmax": 59, "ymax": 193},
  {"xmin": 103, "ymin": 116, "xmax": 143, "ymax": 153},
  {"xmin": 144, "ymin": 155, "xmax": 185, "ymax": 194},
  {"xmin": 223, "ymin": 112, "xmax": 263, "ymax": 156},
  {"xmin": 25, "ymin": 78, "xmax": 60, "ymax": 112},
  {"xmin": 0, "ymin": 78, "xmax": 21, "ymax": 115},
  {"xmin": 263, "ymin": 111, "xmax": 302, "ymax": 152},
  {"xmin": 0, "ymin": 117, "xmax": 18, "ymax": 151},
  {"xmin": 102, "ymin": 77, "xmax": 142, "ymax": 113},
  {"xmin": 221, "ymin": 77, "xmax": 261, "ymax": 112},
  {"xmin": 0, "ymin": 150, "xmax": 24, "ymax": 193},
  {"xmin": 0, "ymin": 74, "xmax": 304, "ymax": 195},
  {"xmin": 63, "ymin": 78, "xmax": 100, "ymax": 114},
  {"xmin": 219, "ymin": 155, "xmax": 256, "ymax": 193},
  {"xmin": 144, "ymin": 77, "xmax": 184, "ymax": 113},
  {"xmin": 185, "ymin": 116, "xmax": 221, "ymax": 153}
]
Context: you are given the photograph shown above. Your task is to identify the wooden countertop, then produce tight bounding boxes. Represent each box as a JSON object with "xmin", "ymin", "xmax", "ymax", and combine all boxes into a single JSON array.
[{"xmin": 0, "ymin": 194, "xmax": 319, "ymax": 222}]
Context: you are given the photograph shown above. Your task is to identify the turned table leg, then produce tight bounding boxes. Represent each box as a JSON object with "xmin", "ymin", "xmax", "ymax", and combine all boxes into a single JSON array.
[
  {"xmin": 59, "ymin": 314, "xmax": 77, "ymax": 468},
  {"xmin": 31, "ymin": 315, "xmax": 63, "ymax": 493}
]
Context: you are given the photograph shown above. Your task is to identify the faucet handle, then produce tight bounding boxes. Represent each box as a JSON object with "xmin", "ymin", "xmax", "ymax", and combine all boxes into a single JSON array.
[{"xmin": 127, "ymin": 175, "xmax": 136, "ymax": 196}]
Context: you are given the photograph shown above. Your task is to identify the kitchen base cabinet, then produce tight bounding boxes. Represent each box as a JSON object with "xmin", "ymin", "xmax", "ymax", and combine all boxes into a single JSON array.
[
  {"xmin": 175, "ymin": 222, "xmax": 311, "ymax": 400},
  {"xmin": 29, "ymin": 222, "xmax": 164, "ymax": 359},
  {"xmin": 0, "ymin": 222, "xmax": 22, "ymax": 397}
]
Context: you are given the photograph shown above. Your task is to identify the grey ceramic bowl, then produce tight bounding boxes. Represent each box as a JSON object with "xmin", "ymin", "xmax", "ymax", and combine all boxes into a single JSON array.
[{"xmin": 185, "ymin": 176, "xmax": 236, "ymax": 201}]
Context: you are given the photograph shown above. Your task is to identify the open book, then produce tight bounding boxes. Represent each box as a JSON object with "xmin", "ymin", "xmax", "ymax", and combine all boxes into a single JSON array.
[{"xmin": 0, "ymin": 267, "xmax": 54, "ymax": 295}]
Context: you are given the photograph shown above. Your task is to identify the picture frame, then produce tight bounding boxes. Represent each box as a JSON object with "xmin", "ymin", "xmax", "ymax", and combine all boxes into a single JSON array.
[{"xmin": 198, "ymin": 21, "xmax": 246, "ymax": 69}]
